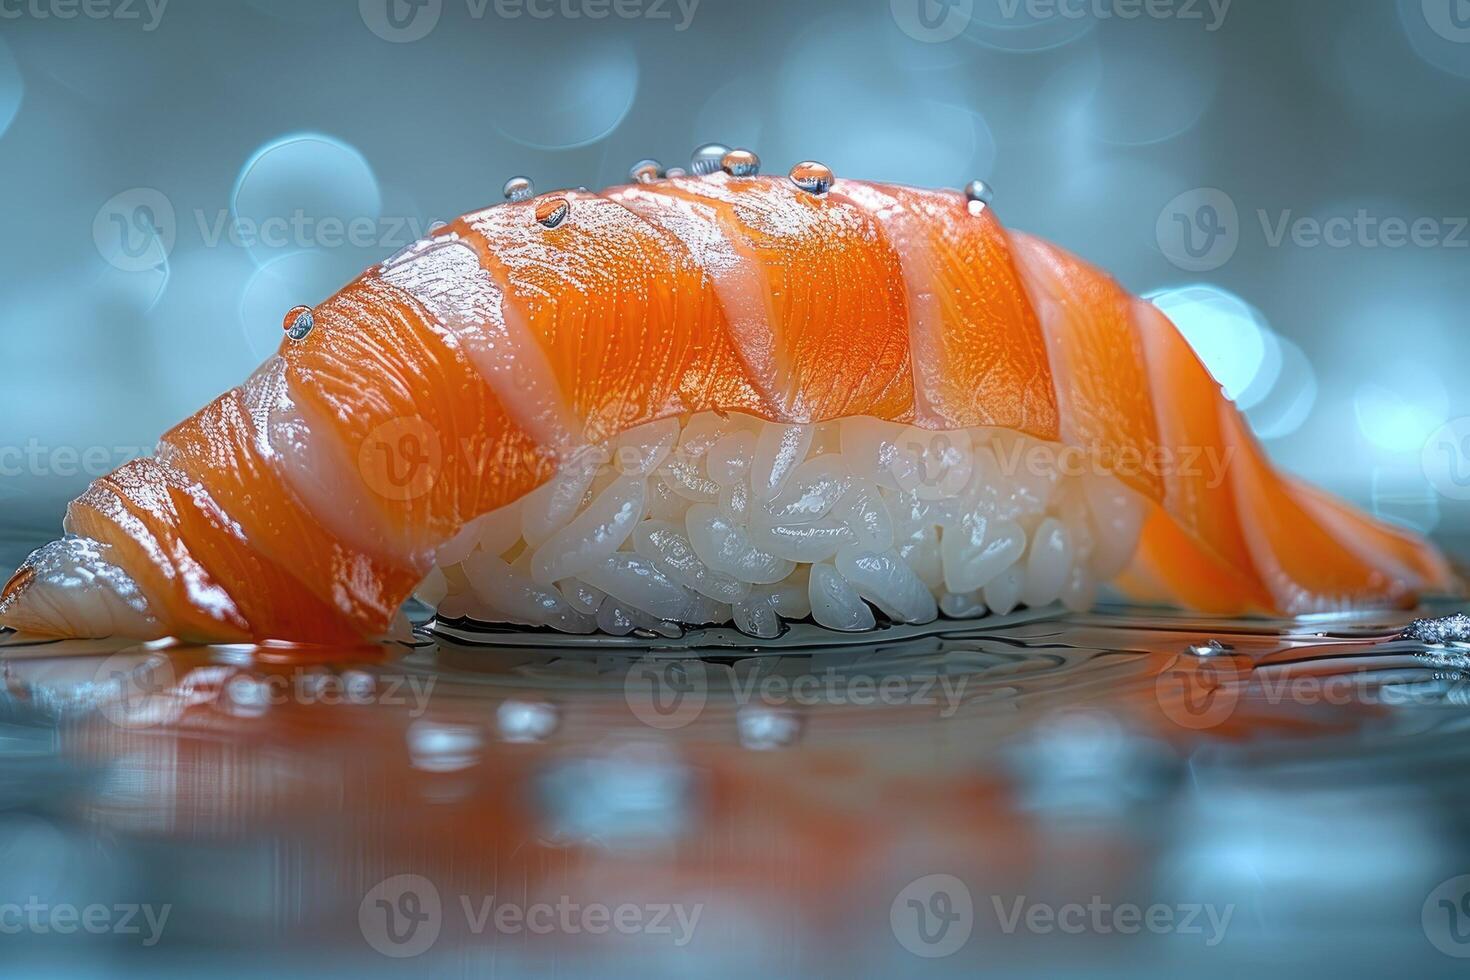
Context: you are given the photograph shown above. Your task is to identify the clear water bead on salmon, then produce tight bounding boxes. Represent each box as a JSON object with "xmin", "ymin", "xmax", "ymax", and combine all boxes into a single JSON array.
[
  {"xmin": 964, "ymin": 179, "xmax": 994, "ymax": 212},
  {"xmin": 720, "ymin": 148, "xmax": 760, "ymax": 177},
  {"xmin": 502, "ymin": 176, "xmax": 535, "ymax": 202},
  {"xmin": 664, "ymin": 167, "xmax": 687, "ymax": 178},
  {"xmin": 282, "ymin": 305, "xmax": 314, "ymax": 341},
  {"xmin": 535, "ymin": 196, "xmax": 570, "ymax": 229},
  {"xmin": 690, "ymin": 142, "xmax": 729, "ymax": 176},
  {"xmin": 789, "ymin": 160, "xmax": 833, "ymax": 195},
  {"xmin": 629, "ymin": 159, "xmax": 663, "ymax": 184}
]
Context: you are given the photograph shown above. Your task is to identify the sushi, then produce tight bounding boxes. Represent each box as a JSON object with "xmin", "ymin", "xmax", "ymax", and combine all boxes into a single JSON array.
[{"xmin": 0, "ymin": 152, "xmax": 1454, "ymax": 643}]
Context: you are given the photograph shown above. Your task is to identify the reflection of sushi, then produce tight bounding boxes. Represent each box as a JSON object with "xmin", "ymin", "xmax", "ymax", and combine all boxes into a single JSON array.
[{"xmin": 0, "ymin": 156, "xmax": 1453, "ymax": 642}]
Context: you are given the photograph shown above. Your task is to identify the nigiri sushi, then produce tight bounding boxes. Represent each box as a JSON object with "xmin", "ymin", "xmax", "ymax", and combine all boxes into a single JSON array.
[{"xmin": 0, "ymin": 152, "xmax": 1454, "ymax": 643}]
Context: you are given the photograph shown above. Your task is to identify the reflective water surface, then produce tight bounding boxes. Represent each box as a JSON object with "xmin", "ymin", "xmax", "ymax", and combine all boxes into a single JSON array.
[{"xmin": 3, "ymin": 533, "xmax": 1470, "ymax": 977}]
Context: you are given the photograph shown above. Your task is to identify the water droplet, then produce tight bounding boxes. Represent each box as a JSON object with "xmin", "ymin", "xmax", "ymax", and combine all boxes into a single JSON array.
[
  {"xmin": 788, "ymin": 160, "xmax": 833, "ymax": 195},
  {"xmin": 503, "ymin": 176, "xmax": 535, "ymax": 202},
  {"xmin": 497, "ymin": 698, "xmax": 559, "ymax": 743},
  {"xmin": 664, "ymin": 167, "xmax": 687, "ymax": 178},
  {"xmin": 737, "ymin": 706, "xmax": 801, "ymax": 750},
  {"xmin": 1186, "ymin": 639, "xmax": 1234, "ymax": 657},
  {"xmin": 964, "ymin": 179, "xmax": 995, "ymax": 212},
  {"xmin": 535, "ymin": 196, "xmax": 570, "ymax": 229},
  {"xmin": 690, "ymin": 142, "xmax": 729, "ymax": 176},
  {"xmin": 282, "ymin": 305, "xmax": 314, "ymax": 340},
  {"xmin": 628, "ymin": 158, "xmax": 663, "ymax": 184},
  {"xmin": 720, "ymin": 148, "xmax": 760, "ymax": 177}
]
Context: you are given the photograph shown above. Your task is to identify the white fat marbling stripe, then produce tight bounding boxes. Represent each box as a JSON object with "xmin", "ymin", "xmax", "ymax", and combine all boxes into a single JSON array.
[
  {"xmin": 376, "ymin": 235, "xmax": 578, "ymax": 456},
  {"xmin": 605, "ymin": 182, "xmax": 788, "ymax": 416},
  {"xmin": 827, "ymin": 180, "xmax": 940, "ymax": 427},
  {"xmin": 1004, "ymin": 231, "xmax": 1087, "ymax": 450}
]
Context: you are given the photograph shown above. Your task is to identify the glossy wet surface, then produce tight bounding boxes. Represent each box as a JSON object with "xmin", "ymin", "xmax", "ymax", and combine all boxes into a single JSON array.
[{"xmin": 2, "ymin": 531, "xmax": 1470, "ymax": 977}]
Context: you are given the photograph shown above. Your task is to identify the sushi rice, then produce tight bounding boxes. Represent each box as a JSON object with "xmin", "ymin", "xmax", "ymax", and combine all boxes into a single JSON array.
[{"xmin": 416, "ymin": 412, "xmax": 1146, "ymax": 637}]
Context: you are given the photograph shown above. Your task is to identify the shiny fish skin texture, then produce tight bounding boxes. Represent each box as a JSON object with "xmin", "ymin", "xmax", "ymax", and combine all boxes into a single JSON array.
[{"xmin": 0, "ymin": 175, "xmax": 1453, "ymax": 640}]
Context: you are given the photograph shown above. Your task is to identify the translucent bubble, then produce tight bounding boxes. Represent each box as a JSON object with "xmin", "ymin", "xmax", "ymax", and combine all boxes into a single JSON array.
[
  {"xmin": 1084, "ymin": 22, "xmax": 1220, "ymax": 145},
  {"xmin": 1353, "ymin": 362, "xmax": 1450, "ymax": 453},
  {"xmin": 490, "ymin": 38, "xmax": 638, "ymax": 150},
  {"xmin": 1245, "ymin": 336, "xmax": 1318, "ymax": 441},
  {"xmin": 238, "ymin": 250, "xmax": 347, "ymax": 361},
  {"xmin": 0, "ymin": 36, "xmax": 22, "ymax": 139},
  {"xmin": 1148, "ymin": 286, "xmax": 1269, "ymax": 405},
  {"xmin": 231, "ymin": 133, "xmax": 382, "ymax": 267},
  {"xmin": 1398, "ymin": 0, "xmax": 1470, "ymax": 79}
]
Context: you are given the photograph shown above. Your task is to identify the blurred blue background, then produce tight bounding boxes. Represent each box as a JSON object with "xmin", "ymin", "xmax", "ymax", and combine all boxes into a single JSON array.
[{"xmin": 0, "ymin": 0, "xmax": 1468, "ymax": 541}]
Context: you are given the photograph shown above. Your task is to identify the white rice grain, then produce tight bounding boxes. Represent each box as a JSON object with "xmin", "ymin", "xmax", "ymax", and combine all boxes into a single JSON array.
[{"xmin": 424, "ymin": 411, "xmax": 1147, "ymax": 637}]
